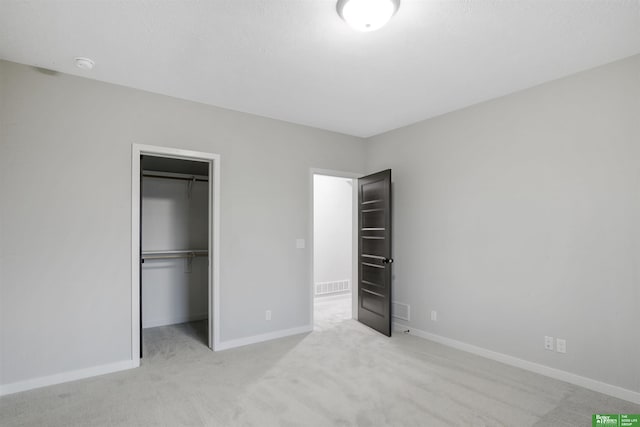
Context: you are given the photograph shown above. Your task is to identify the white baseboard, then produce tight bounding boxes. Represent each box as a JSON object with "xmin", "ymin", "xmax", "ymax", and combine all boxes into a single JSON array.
[
  {"xmin": 0, "ymin": 359, "xmax": 139, "ymax": 397},
  {"xmin": 143, "ymin": 313, "xmax": 208, "ymax": 329},
  {"xmin": 216, "ymin": 325, "xmax": 312, "ymax": 351},
  {"xmin": 393, "ymin": 322, "xmax": 640, "ymax": 405}
]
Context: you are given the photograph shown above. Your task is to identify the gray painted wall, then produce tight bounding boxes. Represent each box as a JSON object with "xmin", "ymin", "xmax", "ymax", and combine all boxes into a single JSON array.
[
  {"xmin": 366, "ymin": 54, "xmax": 640, "ymax": 392},
  {"xmin": 0, "ymin": 60, "xmax": 366, "ymax": 385},
  {"xmin": 2, "ymin": 54, "xmax": 639, "ymax": 395}
]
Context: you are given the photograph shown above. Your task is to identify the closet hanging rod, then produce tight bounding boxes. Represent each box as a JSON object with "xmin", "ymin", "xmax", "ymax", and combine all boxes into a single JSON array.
[
  {"xmin": 142, "ymin": 254, "xmax": 206, "ymax": 260},
  {"xmin": 142, "ymin": 170, "xmax": 209, "ymax": 182},
  {"xmin": 142, "ymin": 250, "xmax": 208, "ymax": 260}
]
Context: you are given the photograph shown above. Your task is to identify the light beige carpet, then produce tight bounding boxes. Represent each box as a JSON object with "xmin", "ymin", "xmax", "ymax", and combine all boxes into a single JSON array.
[{"xmin": 1, "ymin": 295, "xmax": 638, "ymax": 426}]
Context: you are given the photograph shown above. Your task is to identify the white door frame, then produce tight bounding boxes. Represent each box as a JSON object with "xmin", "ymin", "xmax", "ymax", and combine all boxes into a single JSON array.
[
  {"xmin": 131, "ymin": 144, "xmax": 221, "ymax": 364},
  {"xmin": 309, "ymin": 168, "xmax": 362, "ymax": 326}
]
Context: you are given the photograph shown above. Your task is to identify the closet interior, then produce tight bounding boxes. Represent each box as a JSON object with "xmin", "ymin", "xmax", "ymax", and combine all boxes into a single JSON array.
[{"xmin": 140, "ymin": 155, "xmax": 210, "ymax": 355}]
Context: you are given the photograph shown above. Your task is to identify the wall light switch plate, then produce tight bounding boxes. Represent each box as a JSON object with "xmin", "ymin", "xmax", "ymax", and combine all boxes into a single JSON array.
[{"xmin": 296, "ymin": 238, "xmax": 305, "ymax": 249}]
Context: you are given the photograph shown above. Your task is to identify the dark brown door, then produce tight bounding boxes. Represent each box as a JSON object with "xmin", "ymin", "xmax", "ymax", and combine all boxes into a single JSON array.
[
  {"xmin": 358, "ymin": 169, "xmax": 393, "ymax": 336},
  {"xmin": 139, "ymin": 155, "xmax": 144, "ymax": 358}
]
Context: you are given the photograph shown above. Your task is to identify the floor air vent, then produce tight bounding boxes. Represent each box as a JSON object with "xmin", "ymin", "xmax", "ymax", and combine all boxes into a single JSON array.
[
  {"xmin": 392, "ymin": 302, "xmax": 410, "ymax": 321},
  {"xmin": 315, "ymin": 279, "xmax": 351, "ymax": 296}
]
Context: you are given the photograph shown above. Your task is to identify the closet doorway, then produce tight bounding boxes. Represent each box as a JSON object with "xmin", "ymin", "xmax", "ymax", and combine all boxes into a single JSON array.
[{"xmin": 132, "ymin": 145, "xmax": 221, "ymax": 363}]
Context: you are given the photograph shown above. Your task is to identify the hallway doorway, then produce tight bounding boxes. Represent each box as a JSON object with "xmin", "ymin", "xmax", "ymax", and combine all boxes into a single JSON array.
[{"xmin": 312, "ymin": 173, "xmax": 356, "ymax": 330}]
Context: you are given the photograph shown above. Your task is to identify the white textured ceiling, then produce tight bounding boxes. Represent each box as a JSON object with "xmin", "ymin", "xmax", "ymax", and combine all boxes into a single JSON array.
[{"xmin": 1, "ymin": 0, "xmax": 639, "ymax": 137}]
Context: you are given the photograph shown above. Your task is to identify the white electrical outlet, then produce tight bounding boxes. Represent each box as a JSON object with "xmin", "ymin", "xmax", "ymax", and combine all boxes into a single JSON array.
[
  {"xmin": 556, "ymin": 338, "xmax": 566, "ymax": 354},
  {"xmin": 544, "ymin": 336, "xmax": 554, "ymax": 351},
  {"xmin": 265, "ymin": 310, "xmax": 272, "ymax": 321},
  {"xmin": 430, "ymin": 311, "xmax": 438, "ymax": 321}
]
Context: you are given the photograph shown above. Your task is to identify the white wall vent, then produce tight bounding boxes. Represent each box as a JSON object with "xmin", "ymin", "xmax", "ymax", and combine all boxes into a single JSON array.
[
  {"xmin": 392, "ymin": 301, "xmax": 410, "ymax": 321},
  {"xmin": 315, "ymin": 279, "xmax": 351, "ymax": 296}
]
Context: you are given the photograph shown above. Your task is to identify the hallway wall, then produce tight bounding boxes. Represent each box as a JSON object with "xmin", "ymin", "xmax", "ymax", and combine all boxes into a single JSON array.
[{"xmin": 313, "ymin": 175, "xmax": 353, "ymax": 292}]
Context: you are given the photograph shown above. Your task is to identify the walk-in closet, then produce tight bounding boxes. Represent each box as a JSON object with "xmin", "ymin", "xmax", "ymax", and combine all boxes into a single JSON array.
[{"xmin": 140, "ymin": 155, "xmax": 210, "ymax": 357}]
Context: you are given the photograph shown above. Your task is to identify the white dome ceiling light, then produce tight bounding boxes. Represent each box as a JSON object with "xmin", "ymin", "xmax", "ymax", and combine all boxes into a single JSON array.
[
  {"xmin": 336, "ymin": 0, "xmax": 400, "ymax": 32},
  {"xmin": 74, "ymin": 57, "xmax": 95, "ymax": 70}
]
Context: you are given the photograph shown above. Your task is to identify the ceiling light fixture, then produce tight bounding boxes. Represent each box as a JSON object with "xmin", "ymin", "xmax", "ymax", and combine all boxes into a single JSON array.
[
  {"xmin": 337, "ymin": 0, "xmax": 400, "ymax": 32},
  {"xmin": 74, "ymin": 57, "xmax": 95, "ymax": 70}
]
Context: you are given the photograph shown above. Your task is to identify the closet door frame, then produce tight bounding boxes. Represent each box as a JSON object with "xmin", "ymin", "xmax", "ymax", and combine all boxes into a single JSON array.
[{"xmin": 131, "ymin": 144, "xmax": 221, "ymax": 363}]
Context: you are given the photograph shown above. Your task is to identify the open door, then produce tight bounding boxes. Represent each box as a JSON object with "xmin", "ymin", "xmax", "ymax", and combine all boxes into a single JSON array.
[
  {"xmin": 139, "ymin": 155, "xmax": 144, "ymax": 358},
  {"xmin": 357, "ymin": 169, "xmax": 393, "ymax": 336}
]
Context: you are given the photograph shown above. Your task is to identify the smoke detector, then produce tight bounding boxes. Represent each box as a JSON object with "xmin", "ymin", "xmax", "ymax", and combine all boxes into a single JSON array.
[{"xmin": 74, "ymin": 57, "xmax": 95, "ymax": 70}]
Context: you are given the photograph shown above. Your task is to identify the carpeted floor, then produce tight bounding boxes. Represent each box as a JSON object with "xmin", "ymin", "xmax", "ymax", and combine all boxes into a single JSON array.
[
  {"xmin": 1, "ymin": 295, "xmax": 638, "ymax": 426},
  {"xmin": 314, "ymin": 292, "xmax": 352, "ymax": 331}
]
